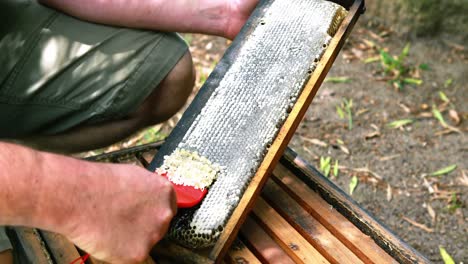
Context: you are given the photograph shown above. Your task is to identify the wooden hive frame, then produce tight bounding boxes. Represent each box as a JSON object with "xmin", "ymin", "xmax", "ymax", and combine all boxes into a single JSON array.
[{"xmin": 204, "ymin": 0, "xmax": 366, "ymax": 261}]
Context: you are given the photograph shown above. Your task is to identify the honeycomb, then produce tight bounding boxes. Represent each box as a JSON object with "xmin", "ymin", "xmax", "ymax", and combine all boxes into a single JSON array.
[{"xmin": 154, "ymin": 0, "xmax": 347, "ymax": 248}]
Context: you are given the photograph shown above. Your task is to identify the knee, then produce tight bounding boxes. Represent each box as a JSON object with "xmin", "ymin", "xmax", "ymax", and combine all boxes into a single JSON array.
[{"xmin": 140, "ymin": 51, "xmax": 195, "ymax": 125}]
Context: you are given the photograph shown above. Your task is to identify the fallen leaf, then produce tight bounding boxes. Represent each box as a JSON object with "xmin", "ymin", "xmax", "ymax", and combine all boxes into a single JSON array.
[
  {"xmin": 419, "ymin": 112, "xmax": 433, "ymax": 118},
  {"xmin": 398, "ymin": 103, "xmax": 411, "ymax": 113},
  {"xmin": 423, "ymin": 178, "xmax": 435, "ymax": 194},
  {"xmin": 388, "ymin": 119, "xmax": 414, "ymax": 129},
  {"xmin": 340, "ymin": 145, "xmax": 350, "ymax": 155},
  {"xmin": 302, "ymin": 137, "xmax": 328, "ymax": 147},
  {"xmin": 430, "ymin": 165, "xmax": 457, "ymax": 177},
  {"xmin": 379, "ymin": 154, "xmax": 400, "ymax": 161},
  {"xmin": 458, "ymin": 170, "xmax": 468, "ymax": 187},
  {"xmin": 386, "ymin": 184, "xmax": 392, "ymax": 201},
  {"xmin": 439, "ymin": 246, "xmax": 455, "ymax": 264},
  {"xmin": 426, "ymin": 203, "xmax": 436, "ymax": 223},
  {"xmin": 362, "ymin": 39, "xmax": 376, "ymax": 49},
  {"xmin": 356, "ymin": 108, "xmax": 369, "ymax": 116},
  {"xmin": 349, "ymin": 176, "xmax": 358, "ymax": 195},
  {"xmin": 365, "ymin": 130, "xmax": 380, "ymax": 140},
  {"xmin": 448, "ymin": 109, "xmax": 461, "ymax": 125},
  {"xmin": 402, "ymin": 216, "xmax": 434, "ymax": 233}
]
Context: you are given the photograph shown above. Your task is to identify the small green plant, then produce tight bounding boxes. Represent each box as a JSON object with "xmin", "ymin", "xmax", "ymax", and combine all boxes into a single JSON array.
[
  {"xmin": 439, "ymin": 91, "xmax": 450, "ymax": 103},
  {"xmin": 336, "ymin": 98, "xmax": 353, "ymax": 130},
  {"xmin": 333, "ymin": 160, "xmax": 339, "ymax": 177},
  {"xmin": 446, "ymin": 193, "xmax": 463, "ymax": 213},
  {"xmin": 432, "ymin": 105, "xmax": 449, "ymax": 128},
  {"xmin": 378, "ymin": 43, "xmax": 423, "ymax": 90},
  {"xmin": 349, "ymin": 176, "xmax": 358, "ymax": 195},
  {"xmin": 320, "ymin": 156, "xmax": 332, "ymax": 177},
  {"xmin": 444, "ymin": 78, "xmax": 453, "ymax": 88}
]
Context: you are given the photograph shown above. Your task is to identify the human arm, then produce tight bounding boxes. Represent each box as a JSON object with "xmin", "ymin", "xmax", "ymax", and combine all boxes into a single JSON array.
[
  {"xmin": 38, "ymin": 0, "xmax": 259, "ymax": 39},
  {"xmin": 0, "ymin": 142, "xmax": 176, "ymax": 263}
]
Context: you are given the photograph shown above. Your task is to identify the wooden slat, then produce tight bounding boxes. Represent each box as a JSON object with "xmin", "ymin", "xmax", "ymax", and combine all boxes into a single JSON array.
[
  {"xmin": 239, "ymin": 217, "xmax": 295, "ymax": 264},
  {"xmin": 225, "ymin": 239, "xmax": 261, "ymax": 264},
  {"xmin": 8, "ymin": 227, "xmax": 51, "ymax": 263},
  {"xmin": 209, "ymin": 0, "xmax": 364, "ymax": 260},
  {"xmin": 282, "ymin": 148, "xmax": 430, "ymax": 263},
  {"xmin": 273, "ymin": 164, "xmax": 396, "ymax": 264},
  {"xmin": 39, "ymin": 231, "xmax": 81, "ymax": 263},
  {"xmin": 262, "ymin": 180, "xmax": 365, "ymax": 264},
  {"xmin": 252, "ymin": 198, "xmax": 330, "ymax": 264}
]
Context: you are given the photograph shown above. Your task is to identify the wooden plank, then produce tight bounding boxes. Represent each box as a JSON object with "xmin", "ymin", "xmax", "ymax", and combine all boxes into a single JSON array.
[
  {"xmin": 7, "ymin": 227, "xmax": 52, "ymax": 263},
  {"xmin": 262, "ymin": 180, "xmax": 365, "ymax": 264},
  {"xmin": 209, "ymin": 0, "xmax": 364, "ymax": 261},
  {"xmin": 239, "ymin": 217, "xmax": 295, "ymax": 264},
  {"xmin": 252, "ymin": 198, "xmax": 330, "ymax": 264},
  {"xmin": 225, "ymin": 239, "xmax": 261, "ymax": 264},
  {"xmin": 39, "ymin": 231, "xmax": 81, "ymax": 263},
  {"xmin": 281, "ymin": 148, "xmax": 430, "ymax": 263},
  {"xmin": 273, "ymin": 164, "xmax": 396, "ymax": 264}
]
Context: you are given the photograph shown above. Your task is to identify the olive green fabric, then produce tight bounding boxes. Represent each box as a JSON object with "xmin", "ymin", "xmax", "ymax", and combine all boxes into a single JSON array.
[
  {"xmin": 0, "ymin": 227, "xmax": 11, "ymax": 252},
  {"xmin": 0, "ymin": 0, "xmax": 188, "ymax": 138}
]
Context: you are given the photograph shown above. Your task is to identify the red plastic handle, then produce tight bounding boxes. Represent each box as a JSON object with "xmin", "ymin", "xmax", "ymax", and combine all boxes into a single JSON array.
[{"xmin": 159, "ymin": 173, "xmax": 207, "ymax": 208}]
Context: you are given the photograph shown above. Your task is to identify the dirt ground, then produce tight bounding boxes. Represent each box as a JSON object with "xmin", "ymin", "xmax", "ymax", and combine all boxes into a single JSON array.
[
  {"xmin": 180, "ymin": 18, "xmax": 467, "ymax": 263},
  {"xmin": 288, "ymin": 24, "xmax": 468, "ymax": 262}
]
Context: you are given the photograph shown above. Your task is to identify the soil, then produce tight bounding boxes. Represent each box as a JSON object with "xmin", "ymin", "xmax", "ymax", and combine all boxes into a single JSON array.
[{"xmin": 180, "ymin": 15, "xmax": 467, "ymax": 263}]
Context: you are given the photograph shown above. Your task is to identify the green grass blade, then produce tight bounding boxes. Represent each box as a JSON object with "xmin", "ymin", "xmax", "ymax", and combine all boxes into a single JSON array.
[
  {"xmin": 364, "ymin": 57, "xmax": 380, "ymax": 64},
  {"xmin": 336, "ymin": 106, "xmax": 345, "ymax": 119},
  {"xmin": 439, "ymin": 247, "xmax": 455, "ymax": 264},
  {"xmin": 403, "ymin": 78, "xmax": 423, "ymax": 85},
  {"xmin": 349, "ymin": 176, "xmax": 358, "ymax": 195},
  {"xmin": 439, "ymin": 91, "xmax": 449, "ymax": 103},
  {"xmin": 325, "ymin": 77, "xmax": 352, "ymax": 83},
  {"xmin": 432, "ymin": 106, "xmax": 448, "ymax": 127},
  {"xmin": 333, "ymin": 160, "xmax": 339, "ymax": 177},
  {"xmin": 399, "ymin": 43, "xmax": 411, "ymax": 60},
  {"xmin": 430, "ymin": 164, "xmax": 457, "ymax": 176}
]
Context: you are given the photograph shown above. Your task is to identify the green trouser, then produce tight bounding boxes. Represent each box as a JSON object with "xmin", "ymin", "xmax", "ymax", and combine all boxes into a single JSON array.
[
  {"xmin": 0, "ymin": 227, "xmax": 11, "ymax": 253},
  {"xmin": 0, "ymin": 0, "xmax": 188, "ymax": 138},
  {"xmin": 0, "ymin": 0, "xmax": 187, "ymax": 253}
]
